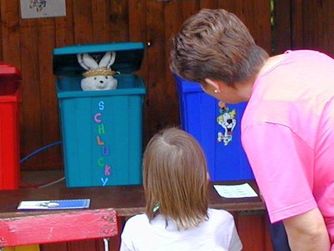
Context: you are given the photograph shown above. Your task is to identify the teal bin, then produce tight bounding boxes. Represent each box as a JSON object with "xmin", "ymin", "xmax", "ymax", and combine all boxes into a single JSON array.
[{"xmin": 53, "ymin": 42, "xmax": 146, "ymax": 187}]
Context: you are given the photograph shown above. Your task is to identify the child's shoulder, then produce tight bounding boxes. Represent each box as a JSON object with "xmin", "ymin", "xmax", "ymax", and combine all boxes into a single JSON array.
[
  {"xmin": 207, "ymin": 208, "xmax": 235, "ymax": 223},
  {"xmin": 126, "ymin": 213, "xmax": 149, "ymax": 225},
  {"xmin": 122, "ymin": 213, "xmax": 150, "ymax": 235}
]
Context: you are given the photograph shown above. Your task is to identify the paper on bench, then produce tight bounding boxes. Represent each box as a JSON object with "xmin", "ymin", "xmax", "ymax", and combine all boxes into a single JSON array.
[
  {"xmin": 214, "ymin": 183, "xmax": 258, "ymax": 198},
  {"xmin": 17, "ymin": 199, "xmax": 90, "ymax": 210}
]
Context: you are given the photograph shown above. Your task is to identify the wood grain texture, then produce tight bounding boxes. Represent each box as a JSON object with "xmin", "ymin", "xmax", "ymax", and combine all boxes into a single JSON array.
[
  {"xmin": 200, "ymin": 0, "xmax": 219, "ymax": 9},
  {"xmin": 218, "ymin": 0, "xmax": 272, "ymax": 53},
  {"xmin": 55, "ymin": 0, "xmax": 74, "ymax": 48},
  {"xmin": 109, "ymin": 0, "xmax": 129, "ymax": 41},
  {"xmin": 0, "ymin": 1, "xmax": 332, "ymax": 250},
  {"xmin": 299, "ymin": 0, "xmax": 334, "ymax": 57},
  {"xmin": 236, "ymin": 214, "xmax": 273, "ymax": 251},
  {"xmin": 0, "ymin": 1, "xmax": 21, "ymax": 67},
  {"xmin": 0, "ymin": 180, "xmax": 266, "ymax": 251},
  {"xmin": 19, "ymin": 19, "xmax": 43, "ymax": 169},
  {"xmin": 0, "ymin": 0, "xmax": 274, "ymax": 170},
  {"xmin": 0, "ymin": 208, "xmax": 118, "ymax": 247},
  {"xmin": 272, "ymin": 0, "xmax": 292, "ymax": 54},
  {"xmin": 72, "ymin": 0, "xmax": 93, "ymax": 44},
  {"xmin": 0, "ymin": 0, "xmax": 331, "ymax": 171}
]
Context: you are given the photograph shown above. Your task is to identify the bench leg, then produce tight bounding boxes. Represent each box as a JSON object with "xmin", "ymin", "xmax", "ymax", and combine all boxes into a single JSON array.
[{"xmin": 103, "ymin": 238, "xmax": 109, "ymax": 251}]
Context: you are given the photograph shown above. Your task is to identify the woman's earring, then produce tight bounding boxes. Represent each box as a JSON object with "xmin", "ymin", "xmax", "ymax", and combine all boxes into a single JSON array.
[{"xmin": 214, "ymin": 89, "xmax": 220, "ymax": 93}]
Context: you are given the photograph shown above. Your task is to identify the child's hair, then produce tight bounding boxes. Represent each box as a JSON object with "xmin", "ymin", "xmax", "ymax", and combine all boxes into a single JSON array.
[{"xmin": 143, "ymin": 127, "xmax": 209, "ymax": 230}]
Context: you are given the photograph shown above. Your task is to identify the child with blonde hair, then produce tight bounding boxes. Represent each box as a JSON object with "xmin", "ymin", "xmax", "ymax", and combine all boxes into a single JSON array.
[{"xmin": 120, "ymin": 127, "xmax": 242, "ymax": 251}]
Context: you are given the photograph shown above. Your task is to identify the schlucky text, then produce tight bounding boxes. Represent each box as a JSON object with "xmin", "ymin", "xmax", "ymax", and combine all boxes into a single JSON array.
[{"xmin": 94, "ymin": 101, "xmax": 111, "ymax": 186}]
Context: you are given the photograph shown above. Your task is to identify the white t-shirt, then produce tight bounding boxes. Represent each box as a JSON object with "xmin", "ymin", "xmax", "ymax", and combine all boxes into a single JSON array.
[{"xmin": 120, "ymin": 208, "xmax": 242, "ymax": 251}]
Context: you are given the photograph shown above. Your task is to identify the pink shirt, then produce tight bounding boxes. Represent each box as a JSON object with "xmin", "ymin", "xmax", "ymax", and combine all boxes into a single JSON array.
[{"xmin": 241, "ymin": 50, "xmax": 334, "ymax": 244}]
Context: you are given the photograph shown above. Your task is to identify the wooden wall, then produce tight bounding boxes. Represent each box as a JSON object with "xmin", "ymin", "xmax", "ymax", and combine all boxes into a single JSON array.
[
  {"xmin": 0, "ymin": 0, "xmax": 272, "ymax": 170},
  {"xmin": 0, "ymin": 1, "xmax": 333, "ymax": 168},
  {"xmin": 273, "ymin": 0, "xmax": 334, "ymax": 56},
  {"xmin": 0, "ymin": 0, "xmax": 334, "ymax": 251}
]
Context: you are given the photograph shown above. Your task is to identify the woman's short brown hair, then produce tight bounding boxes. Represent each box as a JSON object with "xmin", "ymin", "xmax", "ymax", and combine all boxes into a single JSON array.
[
  {"xmin": 143, "ymin": 127, "xmax": 208, "ymax": 230},
  {"xmin": 170, "ymin": 8, "xmax": 269, "ymax": 84}
]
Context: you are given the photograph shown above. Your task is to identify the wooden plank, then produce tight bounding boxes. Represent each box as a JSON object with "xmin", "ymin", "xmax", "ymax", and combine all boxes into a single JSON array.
[
  {"xmin": 247, "ymin": 0, "xmax": 272, "ymax": 54},
  {"xmin": 200, "ymin": 0, "xmax": 219, "ymax": 9},
  {"xmin": 109, "ymin": 0, "xmax": 129, "ymax": 41},
  {"xmin": 55, "ymin": 0, "xmax": 74, "ymax": 47},
  {"xmin": 92, "ymin": 0, "xmax": 111, "ymax": 43},
  {"xmin": 218, "ymin": 0, "xmax": 272, "ymax": 53},
  {"xmin": 0, "ymin": 1, "xmax": 21, "ymax": 68},
  {"xmin": 299, "ymin": 0, "xmax": 334, "ymax": 57},
  {"xmin": 145, "ymin": 0, "xmax": 168, "ymax": 139},
  {"xmin": 40, "ymin": 242, "xmax": 67, "ymax": 251},
  {"xmin": 162, "ymin": 1, "xmax": 200, "ymax": 142},
  {"xmin": 272, "ymin": 0, "xmax": 292, "ymax": 54},
  {"xmin": 72, "ymin": 0, "xmax": 93, "ymax": 44},
  {"xmin": 291, "ymin": 0, "xmax": 304, "ymax": 48},
  {"xmin": 0, "ymin": 181, "xmax": 264, "ymax": 217},
  {"xmin": 236, "ymin": 214, "xmax": 273, "ymax": 251},
  {"xmin": 0, "ymin": 209, "xmax": 118, "ymax": 247},
  {"xmin": 323, "ymin": 0, "xmax": 334, "ymax": 57},
  {"xmin": 129, "ymin": 0, "xmax": 147, "ymax": 42},
  {"xmin": 0, "ymin": 179, "xmax": 267, "ymax": 250},
  {"xmin": 162, "ymin": 0, "xmax": 183, "ymax": 135},
  {"xmin": 180, "ymin": 0, "xmax": 200, "ymax": 20},
  {"xmin": 37, "ymin": 18, "xmax": 63, "ymax": 170},
  {"xmin": 67, "ymin": 240, "xmax": 98, "ymax": 251},
  {"xmin": 128, "ymin": 0, "xmax": 148, "ymax": 89},
  {"xmin": 19, "ymin": 19, "xmax": 43, "ymax": 170}
]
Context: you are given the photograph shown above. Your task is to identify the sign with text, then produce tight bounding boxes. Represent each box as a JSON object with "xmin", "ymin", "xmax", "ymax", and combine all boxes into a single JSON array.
[{"xmin": 20, "ymin": 0, "xmax": 66, "ymax": 19}]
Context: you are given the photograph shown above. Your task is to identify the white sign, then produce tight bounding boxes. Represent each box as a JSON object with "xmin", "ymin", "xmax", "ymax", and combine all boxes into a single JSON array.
[{"xmin": 20, "ymin": 0, "xmax": 66, "ymax": 19}]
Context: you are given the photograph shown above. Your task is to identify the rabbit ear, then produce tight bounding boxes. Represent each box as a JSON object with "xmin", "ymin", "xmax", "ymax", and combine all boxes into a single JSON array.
[
  {"xmin": 77, "ymin": 54, "xmax": 89, "ymax": 70},
  {"xmin": 77, "ymin": 53, "xmax": 99, "ymax": 70},
  {"xmin": 99, "ymin": 51, "xmax": 116, "ymax": 68}
]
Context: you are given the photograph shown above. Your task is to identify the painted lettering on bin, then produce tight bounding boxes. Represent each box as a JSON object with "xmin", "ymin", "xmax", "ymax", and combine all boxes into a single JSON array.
[{"xmin": 93, "ymin": 100, "xmax": 112, "ymax": 186}]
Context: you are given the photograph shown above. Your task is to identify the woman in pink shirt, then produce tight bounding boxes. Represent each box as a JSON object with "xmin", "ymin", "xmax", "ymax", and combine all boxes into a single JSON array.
[{"xmin": 170, "ymin": 8, "xmax": 334, "ymax": 251}]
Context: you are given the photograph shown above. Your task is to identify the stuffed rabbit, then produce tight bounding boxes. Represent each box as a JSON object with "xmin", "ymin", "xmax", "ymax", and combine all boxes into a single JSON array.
[{"xmin": 77, "ymin": 51, "xmax": 118, "ymax": 91}]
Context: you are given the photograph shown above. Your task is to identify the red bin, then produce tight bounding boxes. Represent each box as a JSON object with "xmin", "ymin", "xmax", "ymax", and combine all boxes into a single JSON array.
[{"xmin": 0, "ymin": 63, "xmax": 21, "ymax": 190}]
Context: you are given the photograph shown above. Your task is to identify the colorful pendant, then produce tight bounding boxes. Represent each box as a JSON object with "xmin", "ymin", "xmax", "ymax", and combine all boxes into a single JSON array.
[{"xmin": 216, "ymin": 103, "xmax": 237, "ymax": 146}]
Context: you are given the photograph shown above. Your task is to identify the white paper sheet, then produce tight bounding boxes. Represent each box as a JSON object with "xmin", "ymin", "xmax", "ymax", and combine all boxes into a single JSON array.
[{"xmin": 214, "ymin": 183, "xmax": 258, "ymax": 198}]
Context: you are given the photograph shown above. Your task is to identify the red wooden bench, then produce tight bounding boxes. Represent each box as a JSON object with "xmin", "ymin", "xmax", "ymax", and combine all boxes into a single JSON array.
[{"xmin": 0, "ymin": 208, "xmax": 118, "ymax": 250}]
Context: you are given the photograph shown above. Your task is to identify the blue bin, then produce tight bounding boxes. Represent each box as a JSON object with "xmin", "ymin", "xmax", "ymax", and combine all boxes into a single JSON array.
[
  {"xmin": 53, "ymin": 42, "xmax": 146, "ymax": 187},
  {"xmin": 175, "ymin": 76, "xmax": 254, "ymax": 181}
]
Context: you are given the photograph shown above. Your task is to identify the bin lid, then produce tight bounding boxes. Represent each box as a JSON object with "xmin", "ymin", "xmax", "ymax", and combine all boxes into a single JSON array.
[
  {"xmin": 0, "ymin": 63, "xmax": 21, "ymax": 80},
  {"xmin": 53, "ymin": 42, "xmax": 145, "ymax": 76},
  {"xmin": 174, "ymin": 74, "xmax": 201, "ymax": 93}
]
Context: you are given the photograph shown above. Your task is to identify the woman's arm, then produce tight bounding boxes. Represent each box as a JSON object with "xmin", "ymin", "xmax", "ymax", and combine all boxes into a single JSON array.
[{"xmin": 283, "ymin": 208, "xmax": 330, "ymax": 251}]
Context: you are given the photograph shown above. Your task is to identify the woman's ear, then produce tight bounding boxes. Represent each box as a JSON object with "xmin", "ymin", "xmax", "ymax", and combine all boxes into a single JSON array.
[{"xmin": 204, "ymin": 78, "xmax": 220, "ymax": 91}]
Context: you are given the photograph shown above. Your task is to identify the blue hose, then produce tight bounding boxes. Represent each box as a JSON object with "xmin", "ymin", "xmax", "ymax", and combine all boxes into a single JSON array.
[
  {"xmin": 20, "ymin": 141, "xmax": 62, "ymax": 164},
  {"xmin": 20, "ymin": 140, "xmax": 64, "ymax": 188}
]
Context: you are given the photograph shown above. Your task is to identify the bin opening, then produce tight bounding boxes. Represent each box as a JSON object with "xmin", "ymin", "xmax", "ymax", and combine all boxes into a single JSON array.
[
  {"xmin": 53, "ymin": 43, "xmax": 145, "ymax": 76},
  {"xmin": 0, "ymin": 80, "xmax": 19, "ymax": 96},
  {"xmin": 56, "ymin": 74, "xmax": 141, "ymax": 92}
]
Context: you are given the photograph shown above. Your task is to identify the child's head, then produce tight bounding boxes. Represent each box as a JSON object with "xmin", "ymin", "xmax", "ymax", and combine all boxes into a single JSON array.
[{"xmin": 143, "ymin": 127, "xmax": 209, "ymax": 229}]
